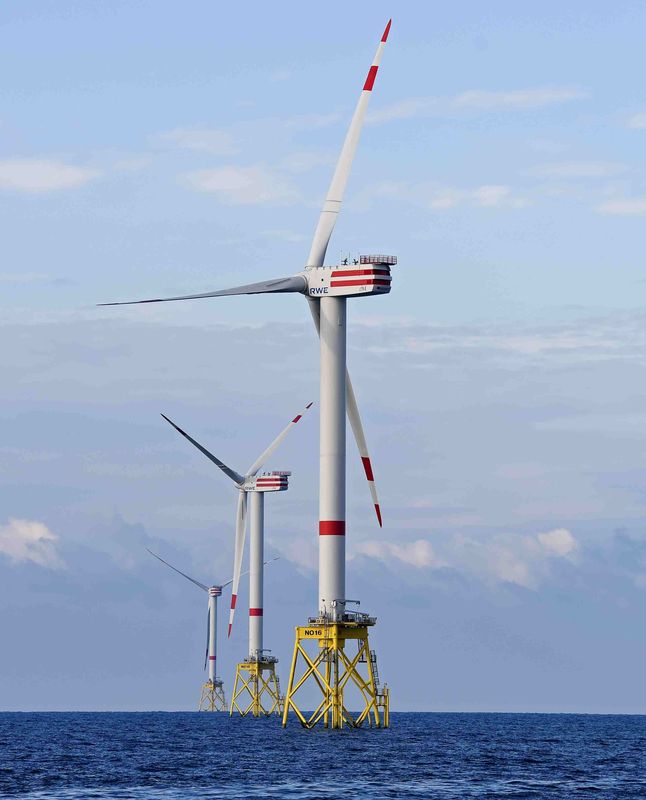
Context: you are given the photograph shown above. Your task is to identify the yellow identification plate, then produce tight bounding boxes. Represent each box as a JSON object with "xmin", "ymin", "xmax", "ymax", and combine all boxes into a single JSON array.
[{"xmin": 302, "ymin": 627, "xmax": 325, "ymax": 638}]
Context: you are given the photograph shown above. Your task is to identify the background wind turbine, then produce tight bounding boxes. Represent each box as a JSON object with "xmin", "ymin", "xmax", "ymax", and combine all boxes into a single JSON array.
[
  {"xmin": 160, "ymin": 402, "xmax": 312, "ymax": 645},
  {"xmin": 146, "ymin": 548, "xmax": 231, "ymax": 712},
  {"xmin": 102, "ymin": 19, "xmax": 394, "ymax": 727}
]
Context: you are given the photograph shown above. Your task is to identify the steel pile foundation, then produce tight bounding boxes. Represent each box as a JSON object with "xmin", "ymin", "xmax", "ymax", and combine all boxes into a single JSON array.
[
  {"xmin": 282, "ymin": 617, "xmax": 389, "ymax": 729},
  {"xmin": 198, "ymin": 679, "xmax": 227, "ymax": 712},
  {"xmin": 229, "ymin": 657, "xmax": 283, "ymax": 717}
]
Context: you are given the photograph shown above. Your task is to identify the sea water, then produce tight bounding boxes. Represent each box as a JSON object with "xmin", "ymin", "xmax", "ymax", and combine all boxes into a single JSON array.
[{"xmin": 1, "ymin": 712, "xmax": 644, "ymax": 799}]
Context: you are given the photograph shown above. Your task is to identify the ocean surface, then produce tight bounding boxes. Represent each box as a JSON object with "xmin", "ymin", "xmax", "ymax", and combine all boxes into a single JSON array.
[{"xmin": 0, "ymin": 712, "xmax": 644, "ymax": 799}]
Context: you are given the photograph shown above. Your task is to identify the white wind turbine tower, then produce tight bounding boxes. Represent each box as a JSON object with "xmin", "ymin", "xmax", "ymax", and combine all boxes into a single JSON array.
[
  {"xmin": 146, "ymin": 548, "xmax": 231, "ymax": 712},
  {"xmin": 101, "ymin": 19, "xmax": 395, "ymax": 728},
  {"xmin": 160, "ymin": 402, "xmax": 313, "ymax": 716}
]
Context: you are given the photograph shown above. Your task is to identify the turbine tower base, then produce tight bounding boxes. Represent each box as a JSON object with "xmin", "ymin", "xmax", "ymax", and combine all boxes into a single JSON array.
[
  {"xmin": 229, "ymin": 656, "xmax": 283, "ymax": 717},
  {"xmin": 282, "ymin": 613, "xmax": 389, "ymax": 729},
  {"xmin": 198, "ymin": 679, "xmax": 227, "ymax": 712}
]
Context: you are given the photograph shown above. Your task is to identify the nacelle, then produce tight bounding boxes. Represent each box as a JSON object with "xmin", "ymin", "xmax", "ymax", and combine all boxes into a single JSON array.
[
  {"xmin": 304, "ymin": 255, "xmax": 396, "ymax": 299},
  {"xmin": 245, "ymin": 471, "xmax": 290, "ymax": 493}
]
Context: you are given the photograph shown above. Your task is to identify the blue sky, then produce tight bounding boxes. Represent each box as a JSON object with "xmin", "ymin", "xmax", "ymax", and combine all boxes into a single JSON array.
[{"xmin": 1, "ymin": 1, "xmax": 646, "ymax": 712}]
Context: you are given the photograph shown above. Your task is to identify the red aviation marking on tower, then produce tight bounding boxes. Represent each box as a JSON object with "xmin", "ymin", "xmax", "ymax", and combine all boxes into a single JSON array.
[
  {"xmin": 209, "ymin": 656, "xmax": 216, "ymax": 661},
  {"xmin": 382, "ymin": 19, "xmax": 392, "ymax": 42},
  {"xmin": 363, "ymin": 65, "xmax": 378, "ymax": 92},
  {"xmin": 361, "ymin": 456, "xmax": 375, "ymax": 482},
  {"xmin": 319, "ymin": 521, "xmax": 346, "ymax": 536},
  {"xmin": 249, "ymin": 608, "xmax": 263, "ymax": 616}
]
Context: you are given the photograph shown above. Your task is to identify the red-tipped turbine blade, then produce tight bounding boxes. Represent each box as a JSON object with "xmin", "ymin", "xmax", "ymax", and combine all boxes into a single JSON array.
[
  {"xmin": 227, "ymin": 491, "xmax": 247, "ymax": 637},
  {"xmin": 244, "ymin": 401, "xmax": 314, "ymax": 477},
  {"xmin": 308, "ymin": 299, "xmax": 383, "ymax": 526},
  {"xmin": 306, "ymin": 20, "xmax": 392, "ymax": 268}
]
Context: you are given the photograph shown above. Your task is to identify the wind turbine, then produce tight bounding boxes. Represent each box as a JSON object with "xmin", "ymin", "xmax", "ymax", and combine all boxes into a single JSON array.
[
  {"xmin": 147, "ymin": 548, "xmax": 231, "ymax": 712},
  {"xmin": 160, "ymin": 402, "xmax": 312, "ymax": 716},
  {"xmin": 101, "ymin": 20, "xmax": 394, "ymax": 728}
]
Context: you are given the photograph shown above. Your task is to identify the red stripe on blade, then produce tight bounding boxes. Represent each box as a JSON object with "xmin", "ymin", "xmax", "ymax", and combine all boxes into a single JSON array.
[
  {"xmin": 292, "ymin": 415, "xmax": 302, "ymax": 423},
  {"xmin": 361, "ymin": 457, "xmax": 375, "ymax": 481},
  {"xmin": 306, "ymin": 402, "xmax": 313, "ymax": 408},
  {"xmin": 230, "ymin": 594, "xmax": 237, "ymax": 610},
  {"xmin": 249, "ymin": 608, "xmax": 263, "ymax": 616},
  {"xmin": 319, "ymin": 520, "xmax": 346, "ymax": 536},
  {"xmin": 375, "ymin": 503, "xmax": 383, "ymax": 527},
  {"xmin": 227, "ymin": 623, "xmax": 232, "ymax": 637},
  {"xmin": 382, "ymin": 19, "xmax": 392, "ymax": 42},
  {"xmin": 363, "ymin": 65, "xmax": 378, "ymax": 91}
]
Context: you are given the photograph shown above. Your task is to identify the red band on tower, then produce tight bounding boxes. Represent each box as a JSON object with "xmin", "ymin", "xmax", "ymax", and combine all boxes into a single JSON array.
[
  {"xmin": 319, "ymin": 520, "xmax": 346, "ymax": 536},
  {"xmin": 249, "ymin": 608, "xmax": 263, "ymax": 616},
  {"xmin": 363, "ymin": 65, "xmax": 378, "ymax": 92}
]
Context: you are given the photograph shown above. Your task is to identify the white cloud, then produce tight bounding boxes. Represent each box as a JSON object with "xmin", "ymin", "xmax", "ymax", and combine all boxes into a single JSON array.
[
  {"xmin": 273, "ymin": 537, "xmax": 317, "ymax": 573},
  {"xmin": 448, "ymin": 528, "xmax": 578, "ymax": 589},
  {"xmin": 429, "ymin": 184, "xmax": 528, "ymax": 210},
  {"xmin": 284, "ymin": 112, "xmax": 340, "ymax": 131},
  {"xmin": 454, "ymin": 87, "xmax": 588, "ymax": 110},
  {"xmin": 368, "ymin": 87, "xmax": 587, "ymax": 124},
  {"xmin": 262, "ymin": 228, "xmax": 307, "ymax": 243},
  {"xmin": 0, "ymin": 159, "xmax": 100, "ymax": 193},
  {"xmin": 528, "ymin": 161, "xmax": 625, "ymax": 179},
  {"xmin": 156, "ymin": 127, "xmax": 238, "ymax": 155},
  {"xmin": 182, "ymin": 165, "xmax": 300, "ymax": 205},
  {"xmin": 0, "ymin": 518, "xmax": 65, "ymax": 568},
  {"xmin": 627, "ymin": 112, "xmax": 646, "ymax": 129},
  {"xmin": 351, "ymin": 528, "xmax": 577, "ymax": 589},
  {"xmin": 112, "ymin": 156, "xmax": 152, "ymax": 172},
  {"xmin": 280, "ymin": 151, "xmax": 335, "ymax": 173},
  {"xmin": 597, "ymin": 197, "xmax": 646, "ymax": 216},
  {"xmin": 354, "ymin": 539, "xmax": 443, "ymax": 568},
  {"xmin": 270, "ymin": 69, "xmax": 292, "ymax": 82},
  {"xmin": 367, "ymin": 97, "xmax": 438, "ymax": 124},
  {"xmin": 527, "ymin": 138, "xmax": 569, "ymax": 154},
  {"xmin": 537, "ymin": 528, "xmax": 577, "ymax": 558}
]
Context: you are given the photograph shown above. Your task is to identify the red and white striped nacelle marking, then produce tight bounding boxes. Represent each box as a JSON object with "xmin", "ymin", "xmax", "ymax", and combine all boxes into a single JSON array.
[
  {"xmin": 304, "ymin": 255, "xmax": 396, "ymax": 299},
  {"xmin": 244, "ymin": 471, "xmax": 290, "ymax": 493},
  {"xmin": 209, "ymin": 586, "xmax": 223, "ymax": 597}
]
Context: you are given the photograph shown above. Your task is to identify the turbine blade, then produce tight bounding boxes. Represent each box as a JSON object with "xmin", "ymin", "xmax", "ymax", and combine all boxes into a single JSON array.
[
  {"xmin": 98, "ymin": 275, "xmax": 307, "ymax": 307},
  {"xmin": 204, "ymin": 604, "xmax": 210, "ymax": 672},
  {"xmin": 346, "ymin": 371, "xmax": 383, "ymax": 527},
  {"xmin": 161, "ymin": 414, "xmax": 244, "ymax": 485},
  {"xmin": 308, "ymin": 299, "xmax": 382, "ymax": 526},
  {"xmin": 306, "ymin": 20, "xmax": 391, "ymax": 267},
  {"xmin": 227, "ymin": 491, "xmax": 247, "ymax": 637},
  {"xmin": 245, "ymin": 402, "xmax": 314, "ymax": 477},
  {"xmin": 220, "ymin": 557, "xmax": 279, "ymax": 589},
  {"xmin": 146, "ymin": 548, "xmax": 209, "ymax": 591}
]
